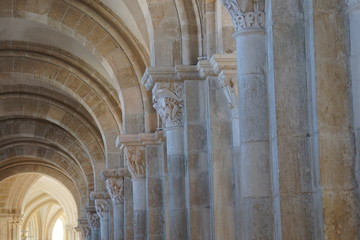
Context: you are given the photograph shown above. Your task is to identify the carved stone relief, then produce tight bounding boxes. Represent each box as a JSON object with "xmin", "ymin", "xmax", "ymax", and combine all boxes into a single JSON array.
[
  {"xmin": 95, "ymin": 199, "xmax": 109, "ymax": 219},
  {"xmin": 220, "ymin": 0, "xmax": 265, "ymax": 32},
  {"xmin": 105, "ymin": 177, "xmax": 124, "ymax": 204},
  {"xmin": 87, "ymin": 212, "xmax": 100, "ymax": 229},
  {"xmin": 152, "ymin": 82, "xmax": 184, "ymax": 128},
  {"xmin": 124, "ymin": 146, "xmax": 146, "ymax": 178}
]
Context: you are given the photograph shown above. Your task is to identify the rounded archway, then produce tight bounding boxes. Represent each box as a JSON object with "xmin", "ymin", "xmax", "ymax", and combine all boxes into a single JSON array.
[{"xmin": 0, "ymin": 173, "xmax": 78, "ymax": 240}]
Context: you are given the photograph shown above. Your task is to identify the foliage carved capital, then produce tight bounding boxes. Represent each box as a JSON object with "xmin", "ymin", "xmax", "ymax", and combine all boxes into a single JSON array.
[
  {"xmin": 87, "ymin": 212, "xmax": 100, "ymax": 229},
  {"xmin": 220, "ymin": 0, "xmax": 265, "ymax": 32},
  {"xmin": 105, "ymin": 177, "xmax": 125, "ymax": 205},
  {"xmin": 94, "ymin": 199, "xmax": 109, "ymax": 219},
  {"xmin": 152, "ymin": 82, "xmax": 184, "ymax": 128}
]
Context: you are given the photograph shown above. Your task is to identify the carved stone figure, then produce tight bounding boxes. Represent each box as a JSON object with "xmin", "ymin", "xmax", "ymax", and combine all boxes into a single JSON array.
[
  {"xmin": 152, "ymin": 82, "xmax": 184, "ymax": 128},
  {"xmin": 105, "ymin": 177, "xmax": 124, "ymax": 204},
  {"xmin": 124, "ymin": 146, "xmax": 146, "ymax": 178}
]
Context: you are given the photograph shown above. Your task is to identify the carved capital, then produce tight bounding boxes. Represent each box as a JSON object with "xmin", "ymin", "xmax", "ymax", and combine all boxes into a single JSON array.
[
  {"xmin": 100, "ymin": 168, "xmax": 130, "ymax": 180},
  {"xmin": 124, "ymin": 146, "xmax": 146, "ymax": 178},
  {"xmin": 87, "ymin": 212, "xmax": 100, "ymax": 229},
  {"xmin": 95, "ymin": 199, "xmax": 109, "ymax": 219},
  {"xmin": 76, "ymin": 223, "xmax": 91, "ymax": 239},
  {"xmin": 83, "ymin": 225, "xmax": 91, "ymax": 238},
  {"xmin": 105, "ymin": 177, "xmax": 125, "ymax": 204},
  {"xmin": 220, "ymin": 0, "xmax": 265, "ymax": 32},
  {"xmin": 9, "ymin": 214, "xmax": 23, "ymax": 226},
  {"xmin": 152, "ymin": 82, "xmax": 184, "ymax": 127}
]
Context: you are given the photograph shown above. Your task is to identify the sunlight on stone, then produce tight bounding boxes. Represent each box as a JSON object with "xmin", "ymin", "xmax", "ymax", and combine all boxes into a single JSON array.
[{"xmin": 52, "ymin": 219, "xmax": 64, "ymax": 240}]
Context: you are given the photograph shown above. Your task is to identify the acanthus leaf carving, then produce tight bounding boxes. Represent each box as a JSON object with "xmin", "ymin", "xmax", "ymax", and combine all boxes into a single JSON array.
[
  {"xmin": 105, "ymin": 177, "xmax": 124, "ymax": 204},
  {"xmin": 124, "ymin": 146, "xmax": 146, "ymax": 178},
  {"xmin": 152, "ymin": 82, "xmax": 184, "ymax": 128},
  {"xmin": 77, "ymin": 223, "xmax": 91, "ymax": 239},
  {"xmin": 94, "ymin": 199, "xmax": 109, "ymax": 219},
  {"xmin": 220, "ymin": 0, "xmax": 265, "ymax": 32},
  {"xmin": 87, "ymin": 212, "xmax": 100, "ymax": 229}
]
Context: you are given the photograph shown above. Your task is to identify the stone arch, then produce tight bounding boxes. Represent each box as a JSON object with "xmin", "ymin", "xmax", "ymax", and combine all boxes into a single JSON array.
[
  {"xmin": 0, "ymin": 119, "xmax": 95, "ymax": 189},
  {"xmin": 0, "ymin": 0, "xmax": 153, "ymax": 133},
  {"xmin": 0, "ymin": 163, "xmax": 84, "ymax": 218},
  {"xmin": 0, "ymin": 44, "xmax": 124, "ymax": 168}
]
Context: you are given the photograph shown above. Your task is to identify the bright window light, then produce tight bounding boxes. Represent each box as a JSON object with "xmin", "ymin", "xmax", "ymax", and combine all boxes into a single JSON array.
[{"xmin": 52, "ymin": 219, "xmax": 64, "ymax": 240}]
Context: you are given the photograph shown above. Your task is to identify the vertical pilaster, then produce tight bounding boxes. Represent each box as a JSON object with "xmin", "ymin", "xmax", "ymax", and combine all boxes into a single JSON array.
[
  {"xmin": 349, "ymin": 7, "xmax": 360, "ymax": 234},
  {"xmin": 314, "ymin": 0, "xmax": 360, "ymax": 238},
  {"xmin": 267, "ymin": 0, "xmax": 324, "ymax": 238}
]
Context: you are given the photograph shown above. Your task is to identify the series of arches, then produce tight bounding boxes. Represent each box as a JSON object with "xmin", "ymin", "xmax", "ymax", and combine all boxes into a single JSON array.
[{"xmin": 0, "ymin": 0, "xmax": 234, "ymax": 239}]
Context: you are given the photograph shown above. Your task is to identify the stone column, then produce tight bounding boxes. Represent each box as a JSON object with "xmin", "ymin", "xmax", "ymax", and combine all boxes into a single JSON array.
[
  {"xmin": 117, "ymin": 132, "xmax": 166, "ymax": 240},
  {"xmin": 87, "ymin": 208, "xmax": 100, "ymax": 240},
  {"xmin": 8, "ymin": 214, "xmax": 23, "ymax": 240},
  {"xmin": 91, "ymin": 193, "xmax": 110, "ymax": 240},
  {"xmin": 101, "ymin": 168, "xmax": 130, "ymax": 240},
  {"xmin": 221, "ymin": 0, "xmax": 275, "ymax": 239},
  {"xmin": 152, "ymin": 81, "xmax": 188, "ymax": 240},
  {"xmin": 123, "ymin": 145, "xmax": 146, "ymax": 240},
  {"xmin": 65, "ymin": 224, "xmax": 75, "ymax": 240},
  {"xmin": 76, "ymin": 222, "xmax": 91, "ymax": 240}
]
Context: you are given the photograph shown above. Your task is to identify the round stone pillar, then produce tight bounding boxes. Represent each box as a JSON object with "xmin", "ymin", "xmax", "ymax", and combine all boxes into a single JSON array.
[
  {"xmin": 101, "ymin": 168, "xmax": 130, "ymax": 240},
  {"xmin": 221, "ymin": 0, "xmax": 274, "ymax": 239},
  {"xmin": 8, "ymin": 214, "xmax": 23, "ymax": 240},
  {"xmin": 152, "ymin": 81, "xmax": 188, "ymax": 240},
  {"xmin": 87, "ymin": 209, "xmax": 100, "ymax": 240},
  {"xmin": 90, "ymin": 193, "xmax": 110, "ymax": 240},
  {"xmin": 124, "ymin": 146, "xmax": 146, "ymax": 240}
]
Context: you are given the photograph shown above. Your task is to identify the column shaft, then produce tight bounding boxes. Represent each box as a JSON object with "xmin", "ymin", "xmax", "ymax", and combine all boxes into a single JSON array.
[
  {"xmin": 132, "ymin": 177, "xmax": 146, "ymax": 240},
  {"xmin": 165, "ymin": 127, "xmax": 188, "ymax": 239},
  {"xmin": 113, "ymin": 204, "xmax": 125, "ymax": 240},
  {"xmin": 234, "ymin": 29, "xmax": 275, "ymax": 239}
]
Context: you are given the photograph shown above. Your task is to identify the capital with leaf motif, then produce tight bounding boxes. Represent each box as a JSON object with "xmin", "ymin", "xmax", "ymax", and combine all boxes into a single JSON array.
[
  {"xmin": 101, "ymin": 168, "xmax": 130, "ymax": 205},
  {"xmin": 95, "ymin": 199, "xmax": 109, "ymax": 219},
  {"xmin": 90, "ymin": 192, "xmax": 110, "ymax": 220},
  {"xmin": 124, "ymin": 146, "xmax": 146, "ymax": 178},
  {"xmin": 106, "ymin": 177, "xmax": 124, "ymax": 204},
  {"xmin": 220, "ymin": 0, "xmax": 265, "ymax": 33},
  {"xmin": 76, "ymin": 222, "xmax": 91, "ymax": 240},
  {"xmin": 87, "ymin": 211, "xmax": 100, "ymax": 230},
  {"xmin": 152, "ymin": 82, "xmax": 184, "ymax": 128}
]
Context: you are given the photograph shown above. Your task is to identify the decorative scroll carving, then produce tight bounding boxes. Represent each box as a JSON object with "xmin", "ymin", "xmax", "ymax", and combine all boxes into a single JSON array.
[
  {"xmin": 9, "ymin": 214, "xmax": 23, "ymax": 226},
  {"xmin": 87, "ymin": 212, "xmax": 100, "ymax": 229},
  {"xmin": 124, "ymin": 146, "xmax": 146, "ymax": 178},
  {"xmin": 95, "ymin": 199, "xmax": 109, "ymax": 219},
  {"xmin": 220, "ymin": 0, "xmax": 265, "ymax": 32},
  {"xmin": 152, "ymin": 82, "xmax": 184, "ymax": 128},
  {"xmin": 105, "ymin": 177, "xmax": 124, "ymax": 204}
]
